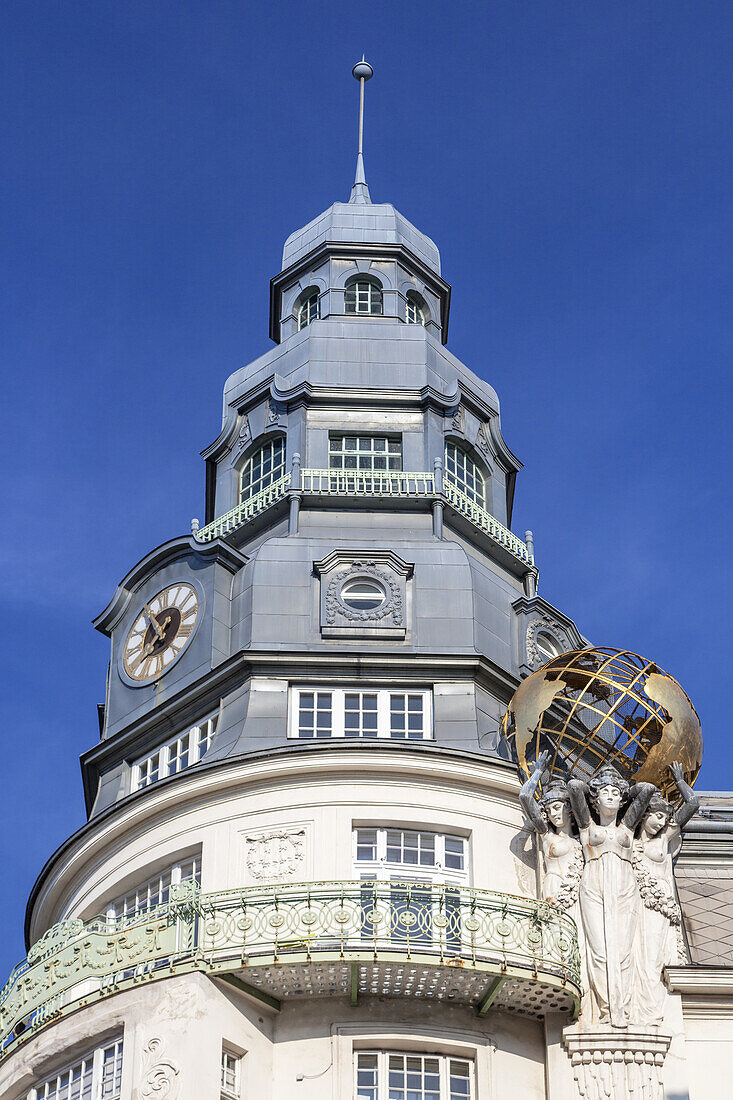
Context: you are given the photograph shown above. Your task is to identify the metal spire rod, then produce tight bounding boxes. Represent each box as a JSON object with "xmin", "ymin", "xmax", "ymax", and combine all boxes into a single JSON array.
[{"xmin": 352, "ymin": 56, "xmax": 373, "ymax": 157}]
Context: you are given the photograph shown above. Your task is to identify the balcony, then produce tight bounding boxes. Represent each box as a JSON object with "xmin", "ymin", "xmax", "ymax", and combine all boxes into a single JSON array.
[
  {"xmin": 193, "ymin": 461, "xmax": 535, "ymax": 573},
  {"xmin": 0, "ymin": 881, "xmax": 579, "ymax": 1060}
]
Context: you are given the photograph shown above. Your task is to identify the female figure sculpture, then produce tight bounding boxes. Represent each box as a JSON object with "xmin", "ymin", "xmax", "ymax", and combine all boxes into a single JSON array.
[
  {"xmin": 632, "ymin": 761, "xmax": 699, "ymax": 1024},
  {"xmin": 519, "ymin": 750, "xmax": 583, "ymax": 913},
  {"xmin": 568, "ymin": 766, "xmax": 655, "ymax": 1027}
]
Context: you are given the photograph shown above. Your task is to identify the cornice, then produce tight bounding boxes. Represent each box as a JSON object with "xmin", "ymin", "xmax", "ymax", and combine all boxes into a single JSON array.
[
  {"xmin": 92, "ymin": 536, "xmax": 248, "ymax": 635},
  {"xmin": 665, "ymin": 966, "xmax": 733, "ymax": 996}
]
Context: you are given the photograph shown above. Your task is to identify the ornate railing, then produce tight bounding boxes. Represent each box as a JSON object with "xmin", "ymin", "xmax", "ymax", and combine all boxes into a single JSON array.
[
  {"xmin": 300, "ymin": 468, "xmax": 435, "ymax": 496},
  {"xmin": 0, "ymin": 882, "xmax": 578, "ymax": 1056},
  {"xmin": 194, "ymin": 473, "xmax": 291, "ymax": 541},
  {"xmin": 442, "ymin": 481, "xmax": 534, "ymax": 564}
]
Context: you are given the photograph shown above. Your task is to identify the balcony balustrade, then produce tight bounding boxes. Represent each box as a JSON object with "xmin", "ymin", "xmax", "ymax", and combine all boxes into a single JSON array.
[
  {"xmin": 0, "ymin": 881, "xmax": 579, "ymax": 1059},
  {"xmin": 193, "ymin": 460, "xmax": 534, "ymax": 569}
]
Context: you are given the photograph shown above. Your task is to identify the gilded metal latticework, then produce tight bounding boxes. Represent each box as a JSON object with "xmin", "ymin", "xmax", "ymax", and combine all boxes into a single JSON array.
[{"xmin": 501, "ymin": 647, "xmax": 702, "ymax": 803}]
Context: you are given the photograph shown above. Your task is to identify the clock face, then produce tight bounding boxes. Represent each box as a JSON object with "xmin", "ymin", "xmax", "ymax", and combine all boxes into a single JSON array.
[{"xmin": 122, "ymin": 582, "xmax": 200, "ymax": 682}]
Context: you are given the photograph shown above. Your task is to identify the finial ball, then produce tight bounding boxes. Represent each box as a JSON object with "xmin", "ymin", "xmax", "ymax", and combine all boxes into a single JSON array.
[{"xmin": 352, "ymin": 59, "xmax": 374, "ymax": 82}]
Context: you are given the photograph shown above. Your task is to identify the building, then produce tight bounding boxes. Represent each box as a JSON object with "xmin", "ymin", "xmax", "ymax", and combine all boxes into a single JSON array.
[{"xmin": 1, "ymin": 67, "xmax": 732, "ymax": 1100}]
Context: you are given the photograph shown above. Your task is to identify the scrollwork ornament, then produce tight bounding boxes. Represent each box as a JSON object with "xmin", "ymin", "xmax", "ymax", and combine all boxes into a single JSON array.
[
  {"xmin": 476, "ymin": 423, "xmax": 491, "ymax": 456},
  {"xmin": 140, "ymin": 1037, "xmax": 180, "ymax": 1100},
  {"xmin": 525, "ymin": 616, "xmax": 566, "ymax": 668},
  {"xmin": 325, "ymin": 560, "xmax": 402, "ymax": 626}
]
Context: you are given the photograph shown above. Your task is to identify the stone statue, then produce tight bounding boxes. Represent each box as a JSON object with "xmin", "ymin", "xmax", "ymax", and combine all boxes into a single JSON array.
[
  {"xmin": 632, "ymin": 761, "xmax": 700, "ymax": 1024},
  {"xmin": 568, "ymin": 766, "xmax": 656, "ymax": 1027},
  {"xmin": 519, "ymin": 749, "xmax": 584, "ymax": 912}
]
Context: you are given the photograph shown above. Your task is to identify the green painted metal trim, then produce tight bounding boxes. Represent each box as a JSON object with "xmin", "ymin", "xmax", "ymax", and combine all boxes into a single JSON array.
[
  {"xmin": 216, "ymin": 972, "xmax": 281, "ymax": 1012},
  {"xmin": 350, "ymin": 963, "xmax": 359, "ymax": 1007},
  {"xmin": 476, "ymin": 975, "xmax": 506, "ymax": 1017}
]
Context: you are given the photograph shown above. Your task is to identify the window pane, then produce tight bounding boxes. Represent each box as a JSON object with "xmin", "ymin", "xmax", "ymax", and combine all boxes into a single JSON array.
[
  {"xmin": 328, "ymin": 434, "xmax": 402, "ymax": 473},
  {"xmin": 240, "ymin": 438, "xmax": 286, "ymax": 503},
  {"xmin": 298, "ymin": 691, "xmax": 332, "ymax": 738},
  {"xmin": 356, "ymin": 1053, "xmax": 379, "ymax": 1100},
  {"xmin": 444, "ymin": 442, "xmax": 485, "ymax": 507},
  {"xmin": 356, "ymin": 828, "xmax": 378, "ymax": 861}
]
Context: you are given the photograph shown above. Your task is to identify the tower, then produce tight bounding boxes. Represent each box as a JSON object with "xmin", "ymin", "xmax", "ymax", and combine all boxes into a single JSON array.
[{"xmin": 1, "ymin": 64, "xmax": 731, "ymax": 1100}]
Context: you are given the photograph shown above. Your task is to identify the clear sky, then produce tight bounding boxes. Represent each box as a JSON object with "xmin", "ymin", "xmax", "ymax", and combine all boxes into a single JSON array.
[{"xmin": 1, "ymin": 1, "xmax": 731, "ymax": 977}]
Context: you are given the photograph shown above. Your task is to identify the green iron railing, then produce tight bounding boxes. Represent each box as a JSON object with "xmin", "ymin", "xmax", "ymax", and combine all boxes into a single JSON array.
[
  {"xmin": 299, "ymin": 468, "xmax": 435, "ymax": 496},
  {"xmin": 0, "ymin": 881, "xmax": 578, "ymax": 1057},
  {"xmin": 193, "ymin": 461, "xmax": 534, "ymax": 568},
  {"xmin": 441, "ymin": 481, "xmax": 534, "ymax": 565}
]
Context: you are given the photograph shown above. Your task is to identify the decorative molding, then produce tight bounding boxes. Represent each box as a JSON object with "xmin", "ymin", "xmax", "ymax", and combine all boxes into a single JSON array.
[
  {"xmin": 325, "ymin": 561, "xmax": 402, "ymax": 626},
  {"xmin": 563, "ymin": 1026, "xmax": 670, "ymax": 1100},
  {"xmin": 265, "ymin": 397, "xmax": 286, "ymax": 427},
  {"xmin": 476, "ymin": 422, "xmax": 492, "ymax": 457},
  {"xmin": 450, "ymin": 405, "xmax": 465, "ymax": 434},
  {"xmin": 246, "ymin": 828, "xmax": 306, "ymax": 881},
  {"xmin": 525, "ymin": 615, "xmax": 570, "ymax": 668},
  {"xmin": 234, "ymin": 413, "xmax": 251, "ymax": 454},
  {"xmin": 140, "ymin": 1037, "xmax": 180, "ymax": 1100}
]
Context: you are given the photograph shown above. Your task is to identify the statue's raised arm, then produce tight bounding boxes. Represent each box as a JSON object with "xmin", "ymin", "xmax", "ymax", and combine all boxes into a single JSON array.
[
  {"xmin": 670, "ymin": 760, "xmax": 700, "ymax": 829},
  {"xmin": 518, "ymin": 749, "xmax": 550, "ymax": 835}
]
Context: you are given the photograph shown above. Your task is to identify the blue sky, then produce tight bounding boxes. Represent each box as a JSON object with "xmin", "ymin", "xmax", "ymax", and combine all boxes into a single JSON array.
[{"xmin": 1, "ymin": 1, "xmax": 731, "ymax": 977}]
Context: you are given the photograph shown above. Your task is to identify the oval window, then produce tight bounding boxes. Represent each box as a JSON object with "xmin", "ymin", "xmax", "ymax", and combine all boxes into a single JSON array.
[
  {"xmin": 536, "ymin": 630, "xmax": 562, "ymax": 661},
  {"xmin": 341, "ymin": 578, "xmax": 387, "ymax": 612}
]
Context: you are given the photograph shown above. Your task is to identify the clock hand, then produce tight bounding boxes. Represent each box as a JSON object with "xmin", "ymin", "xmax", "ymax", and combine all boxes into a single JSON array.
[{"xmin": 142, "ymin": 603, "xmax": 166, "ymax": 642}]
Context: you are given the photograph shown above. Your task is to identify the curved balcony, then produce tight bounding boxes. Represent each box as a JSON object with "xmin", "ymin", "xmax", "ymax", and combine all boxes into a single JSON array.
[{"xmin": 0, "ymin": 880, "xmax": 580, "ymax": 1061}]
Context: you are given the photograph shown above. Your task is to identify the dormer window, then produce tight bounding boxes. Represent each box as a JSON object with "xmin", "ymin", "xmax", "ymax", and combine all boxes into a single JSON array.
[
  {"xmin": 405, "ymin": 291, "xmax": 426, "ymax": 325},
  {"xmin": 444, "ymin": 441, "xmax": 486, "ymax": 507},
  {"xmin": 345, "ymin": 276, "xmax": 383, "ymax": 316},
  {"xmin": 240, "ymin": 438, "xmax": 286, "ymax": 503},
  {"xmin": 297, "ymin": 288, "xmax": 319, "ymax": 330}
]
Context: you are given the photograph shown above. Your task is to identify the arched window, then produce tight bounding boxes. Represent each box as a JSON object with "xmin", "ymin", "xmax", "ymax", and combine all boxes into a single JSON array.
[
  {"xmin": 444, "ymin": 441, "xmax": 485, "ymax": 507},
  {"xmin": 344, "ymin": 276, "xmax": 383, "ymax": 316},
  {"xmin": 405, "ymin": 291, "xmax": 426, "ymax": 325},
  {"xmin": 240, "ymin": 438, "xmax": 286, "ymax": 503},
  {"xmin": 297, "ymin": 288, "xmax": 319, "ymax": 330},
  {"xmin": 535, "ymin": 631, "xmax": 563, "ymax": 662}
]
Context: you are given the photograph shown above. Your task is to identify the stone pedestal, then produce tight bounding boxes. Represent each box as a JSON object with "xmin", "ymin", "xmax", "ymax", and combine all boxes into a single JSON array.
[{"xmin": 562, "ymin": 1025, "xmax": 671, "ymax": 1099}]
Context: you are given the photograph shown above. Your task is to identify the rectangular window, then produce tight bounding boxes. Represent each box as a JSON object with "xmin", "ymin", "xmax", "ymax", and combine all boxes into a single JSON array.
[
  {"xmin": 328, "ymin": 434, "xmax": 402, "ymax": 472},
  {"xmin": 106, "ymin": 855, "xmax": 201, "ymax": 923},
  {"xmin": 290, "ymin": 689, "xmax": 432, "ymax": 740},
  {"xmin": 220, "ymin": 1048, "xmax": 241, "ymax": 1100},
  {"xmin": 355, "ymin": 828, "xmax": 467, "ymax": 952},
  {"xmin": 355, "ymin": 1052, "xmax": 473, "ymax": 1100},
  {"xmin": 132, "ymin": 715, "xmax": 217, "ymax": 791},
  {"xmin": 30, "ymin": 1038, "xmax": 124, "ymax": 1100}
]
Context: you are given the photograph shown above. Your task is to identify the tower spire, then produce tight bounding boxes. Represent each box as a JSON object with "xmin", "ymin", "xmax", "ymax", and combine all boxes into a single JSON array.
[{"xmin": 350, "ymin": 57, "xmax": 373, "ymax": 204}]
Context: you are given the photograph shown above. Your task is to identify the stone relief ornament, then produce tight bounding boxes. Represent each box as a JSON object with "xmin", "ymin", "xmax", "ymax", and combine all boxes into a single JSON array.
[
  {"xmin": 476, "ymin": 422, "xmax": 491, "ymax": 456},
  {"xmin": 525, "ymin": 616, "xmax": 568, "ymax": 668},
  {"xmin": 450, "ymin": 405, "xmax": 465, "ymax": 434},
  {"xmin": 265, "ymin": 397, "xmax": 286, "ymax": 426},
  {"xmin": 325, "ymin": 561, "xmax": 402, "ymax": 626},
  {"xmin": 140, "ymin": 1037, "xmax": 180, "ymax": 1100},
  {"xmin": 246, "ymin": 828, "xmax": 306, "ymax": 881},
  {"xmin": 234, "ymin": 413, "xmax": 251, "ymax": 454}
]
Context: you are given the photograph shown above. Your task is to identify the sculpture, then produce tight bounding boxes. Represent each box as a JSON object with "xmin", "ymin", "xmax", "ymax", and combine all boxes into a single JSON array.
[
  {"xmin": 568, "ymin": 766, "xmax": 656, "ymax": 1027},
  {"xmin": 632, "ymin": 761, "xmax": 700, "ymax": 1024},
  {"xmin": 519, "ymin": 749, "xmax": 583, "ymax": 913}
]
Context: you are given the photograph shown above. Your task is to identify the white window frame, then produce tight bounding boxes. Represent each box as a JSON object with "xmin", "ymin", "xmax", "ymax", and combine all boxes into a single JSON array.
[
  {"xmin": 405, "ymin": 292, "xmax": 426, "ymax": 325},
  {"xmin": 328, "ymin": 434, "xmax": 403, "ymax": 472},
  {"xmin": 289, "ymin": 688, "xmax": 433, "ymax": 741},
  {"xmin": 354, "ymin": 1050, "xmax": 474, "ymax": 1100},
  {"xmin": 28, "ymin": 1037, "xmax": 124, "ymax": 1100},
  {"xmin": 297, "ymin": 290, "xmax": 319, "ymax": 330},
  {"xmin": 239, "ymin": 437, "xmax": 286, "ymax": 503},
  {"xmin": 345, "ymin": 278, "xmax": 383, "ymax": 316},
  {"xmin": 132, "ymin": 715, "xmax": 217, "ymax": 791},
  {"xmin": 106, "ymin": 854, "xmax": 201, "ymax": 923},
  {"xmin": 444, "ymin": 442, "xmax": 485, "ymax": 507},
  {"xmin": 353, "ymin": 828, "xmax": 468, "ymax": 887},
  {"xmin": 220, "ymin": 1048, "xmax": 242, "ymax": 1100}
]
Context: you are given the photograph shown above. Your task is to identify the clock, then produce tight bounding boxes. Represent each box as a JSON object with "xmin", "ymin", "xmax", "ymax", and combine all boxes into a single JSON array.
[{"xmin": 122, "ymin": 582, "xmax": 200, "ymax": 682}]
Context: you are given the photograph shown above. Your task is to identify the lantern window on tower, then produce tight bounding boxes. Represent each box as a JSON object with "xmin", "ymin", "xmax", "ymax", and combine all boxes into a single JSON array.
[
  {"xmin": 290, "ymin": 687, "xmax": 432, "ymax": 740},
  {"xmin": 296, "ymin": 287, "xmax": 319, "ymax": 330},
  {"xmin": 444, "ymin": 442, "xmax": 486, "ymax": 507},
  {"xmin": 240, "ymin": 438, "xmax": 286, "ymax": 503},
  {"xmin": 345, "ymin": 275, "xmax": 383, "ymax": 315},
  {"xmin": 405, "ymin": 290, "xmax": 427, "ymax": 325},
  {"xmin": 329, "ymin": 434, "xmax": 402, "ymax": 472}
]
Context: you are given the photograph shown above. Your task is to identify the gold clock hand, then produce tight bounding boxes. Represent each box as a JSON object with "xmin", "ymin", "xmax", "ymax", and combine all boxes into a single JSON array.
[{"xmin": 142, "ymin": 603, "xmax": 166, "ymax": 642}]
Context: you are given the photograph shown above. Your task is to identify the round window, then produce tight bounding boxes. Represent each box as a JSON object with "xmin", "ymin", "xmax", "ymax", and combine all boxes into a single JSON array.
[
  {"xmin": 340, "ymin": 578, "xmax": 387, "ymax": 612},
  {"xmin": 536, "ymin": 630, "xmax": 562, "ymax": 661}
]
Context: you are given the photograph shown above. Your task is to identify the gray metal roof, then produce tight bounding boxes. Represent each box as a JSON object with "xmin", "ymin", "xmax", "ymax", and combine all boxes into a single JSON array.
[{"xmin": 281, "ymin": 157, "xmax": 441, "ymax": 274}]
